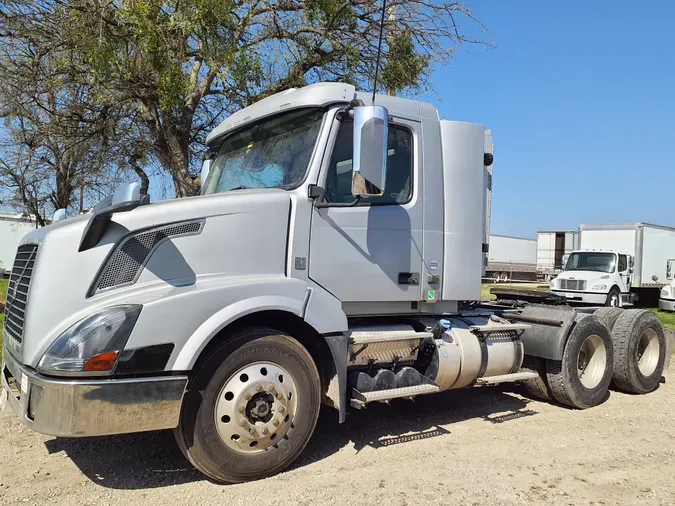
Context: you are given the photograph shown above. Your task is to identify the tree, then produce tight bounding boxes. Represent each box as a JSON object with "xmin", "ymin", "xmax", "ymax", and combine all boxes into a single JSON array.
[
  {"xmin": 0, "ymin": 47, "xmax": 141, "ymax": 222},
  {"xmin": 1, "ymin": 0, "xmax": 488, "ymax": 198}
]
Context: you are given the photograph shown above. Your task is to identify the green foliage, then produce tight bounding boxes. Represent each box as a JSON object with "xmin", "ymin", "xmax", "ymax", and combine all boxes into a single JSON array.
[
  {"xmin": 381, "ymin": 30, "xmax": 430, "ymax": 94},
  {"xmin": 2, "ymin": 0, "xmax": 489, "ymax": 198}
]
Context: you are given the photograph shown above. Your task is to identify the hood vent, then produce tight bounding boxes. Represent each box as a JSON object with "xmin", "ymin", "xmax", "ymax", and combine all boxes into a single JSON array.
[{"xmin": 92, "ymin": 220, "xmax": 204, "ymax": 295}]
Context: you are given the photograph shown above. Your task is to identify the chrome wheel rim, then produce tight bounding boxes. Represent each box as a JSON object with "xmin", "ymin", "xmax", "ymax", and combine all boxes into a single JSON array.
[
  {"xmin": 637, "ymin": 328, "xmax": 659, "ymax": 376},
  {"xmin": 610, "ymin": 294, "xmax": 619, "ymax": 307},
  {"xmin": 577, "ymin": 334, "xmax": 606, "ymax": 389},
  {"xmin": 215, "ymin": 362, "xmax": 298, "ymax": 454}
]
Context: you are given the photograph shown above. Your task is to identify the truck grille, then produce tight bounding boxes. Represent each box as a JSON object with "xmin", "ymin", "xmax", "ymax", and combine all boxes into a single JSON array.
[
  {"xmin": 3, "ymin": 244, "xmax": 38, "ymax": 345},
  {"xmin": 559, "ymin": 279, "xmax": 586, "ymax": 291}
]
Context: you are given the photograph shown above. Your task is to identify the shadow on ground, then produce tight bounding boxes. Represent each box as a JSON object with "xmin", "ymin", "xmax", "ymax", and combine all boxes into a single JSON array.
[{"xmin": 44, "ymin": 387, "xmax": 537, "ymax": 490}]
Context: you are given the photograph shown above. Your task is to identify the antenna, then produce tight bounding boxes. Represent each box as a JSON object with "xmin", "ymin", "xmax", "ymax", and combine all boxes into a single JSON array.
[{"xmin": 371, "ymin": 0, "xmax": 388, "ymax": 105}]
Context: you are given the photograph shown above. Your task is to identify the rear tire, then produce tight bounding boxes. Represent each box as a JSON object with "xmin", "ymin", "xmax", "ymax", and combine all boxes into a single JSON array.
[
  {"xmin": 174, "ymin": 328, "xmax": 321, "ymax": 483},
  {"xmin": 611, "ymin": 309, "xmax": 665, "ymax": 394},
  {"xmin": 546, "ymin": 314, "xmax": 613, "ymax": 409},
  {"xmin": 594, "ymin": 307, "xmax": 624, "ymax": 331},
  {"xmin": 520, "ymin": 355, "xmax": 551, "ymax": 401}
]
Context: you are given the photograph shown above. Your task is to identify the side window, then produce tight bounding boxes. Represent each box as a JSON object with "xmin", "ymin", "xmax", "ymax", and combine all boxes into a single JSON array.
[
  {"xmin": 325, "ymin": 121, "xmax": 413, "ymax": 205},
  {"xmin": 618, "ymin": 255, "xmax": 628, "ymax": 272}
]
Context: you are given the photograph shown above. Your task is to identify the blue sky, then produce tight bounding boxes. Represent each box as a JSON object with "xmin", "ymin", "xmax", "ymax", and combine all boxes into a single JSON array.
[{"xmin": 422, "ymin": 0, "xmax": 675, "ymax": 239}]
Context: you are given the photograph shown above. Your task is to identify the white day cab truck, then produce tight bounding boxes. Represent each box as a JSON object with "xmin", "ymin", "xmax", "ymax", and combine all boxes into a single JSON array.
[
  {"xmin": 1, "ymin": 83, "xmax": 670, "ymax": 483},
  {"xmin": 551, "ymin": 223, "xmax": 675, "ymax": 307},
  {"xmin": 659, "ymin": 261, "xmax": 675, "ymax": 311}
]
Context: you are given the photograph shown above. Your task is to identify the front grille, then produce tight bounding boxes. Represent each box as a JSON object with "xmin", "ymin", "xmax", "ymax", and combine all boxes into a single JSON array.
[
  {"xmin": 4, "ymin": 244, "xmax": 38, "ymax": 345},
  {"xmin": 559, "ymin": 279, "xmax": 586, "ymax": 291}
]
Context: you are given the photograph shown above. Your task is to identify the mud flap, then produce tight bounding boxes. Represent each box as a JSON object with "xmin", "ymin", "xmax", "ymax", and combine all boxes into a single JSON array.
[
  {"xmin": 515, "ymin": 304, "xmax": 578, "ymax": 360},
  {"xmin": 324, "ymin": 333, "xmax": 349, "ymax": 423}
]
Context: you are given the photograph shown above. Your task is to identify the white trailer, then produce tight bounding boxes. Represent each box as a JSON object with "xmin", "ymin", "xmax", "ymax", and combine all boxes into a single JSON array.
[
  {"xmin": 552, "ymin": 223, "xmax": 675, "ymax": 307},
  {"xmin": 0, "ymin": 214, "xmax": 36, "ymax": 276},
  {"xmin": 486, "ymin": 234, "xmax": 537, "ymax": 281},
  {"xmin": 536, "ymin": 230, "xmax": 579, "ymax": 280}
]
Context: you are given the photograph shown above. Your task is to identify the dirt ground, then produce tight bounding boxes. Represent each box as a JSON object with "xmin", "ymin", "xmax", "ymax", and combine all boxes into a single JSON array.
[{"xmin": 1, "ymin": 380, "xmax": 674, "ymax": 506}]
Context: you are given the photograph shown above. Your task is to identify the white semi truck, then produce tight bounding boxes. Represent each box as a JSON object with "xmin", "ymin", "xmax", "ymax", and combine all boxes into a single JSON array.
[
  {"xmin": 1, "ymin": 83, "xmax": 668, "ymax": 483},
  {"xmin": 536, "ymin": 230, "xmax": 579, "ymax": 281},
  {"xmin": 486, "ymin": 234, "xmax": 537, "ymax": 282},
  {"xmin": 552, "ymin": 223, "xmax": 675, "ymax": 307},
  {"xmin": 659, "ymin": 260, "xmax": 675, "ymax": 311}
]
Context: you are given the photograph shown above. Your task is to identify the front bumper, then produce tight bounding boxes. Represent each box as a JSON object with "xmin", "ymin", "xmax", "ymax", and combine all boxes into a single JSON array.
[
  {"xmin": 659, "ymin": 298, "xmax": 675, "ymax": 312},
  {"xmin": 551, "ymin": 290, "xmax": 607, "ymax": 305},
  {"xmin": 1, "ymin": 347, "xmax": 187, "ymax": 437}
]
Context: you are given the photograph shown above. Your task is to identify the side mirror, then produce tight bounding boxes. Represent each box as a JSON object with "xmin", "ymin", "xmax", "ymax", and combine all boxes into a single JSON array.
[
  {"xmin": 352, "ymin": 105, "xmax": 388, "ymax": 197},
  {"xmin": 629, "ymin": 267, "xmax": 634, "ymax": 274},
  {"xmin": 52, "ymin": 208, "xmax": 67, "ymax": 223},
  {"xmin": 200, "ymin": 159, "xmax": 212, "ymax": 187}
]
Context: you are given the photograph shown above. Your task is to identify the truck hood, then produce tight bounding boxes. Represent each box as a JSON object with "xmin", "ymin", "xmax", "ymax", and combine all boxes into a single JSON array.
[{"xmin": 8, "ymin": 189, "xmax": 292, "ymax": 366}]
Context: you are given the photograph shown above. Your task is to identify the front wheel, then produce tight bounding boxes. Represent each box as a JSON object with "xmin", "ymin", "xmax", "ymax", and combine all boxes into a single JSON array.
[
  {"xmin": 606, "ymin": 287, "xmax": 621, "ymax": 307},
  {"xmin": 175, "ymin": 328, "xmax": 321, "ymax": 483}
]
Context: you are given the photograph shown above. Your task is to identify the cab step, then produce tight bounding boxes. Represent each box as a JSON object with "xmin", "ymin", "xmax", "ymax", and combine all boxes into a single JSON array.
[
  {"xmin": 350, "ymin": 327, "xmax": 433, "ymax": 345},
  {"xmin": 475, "ymin": 371, "xmax": 539, "ymax": 385},
  {"xmin": 351, "ymin": 383, "xmax": 440, "ymax": 408}
]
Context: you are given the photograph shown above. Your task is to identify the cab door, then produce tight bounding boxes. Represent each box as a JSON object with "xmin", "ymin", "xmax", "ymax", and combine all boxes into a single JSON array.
[
  {"xmin": 618, "ymin": 254, "xmax": 631, "ymax": 291},
  {"xmin": 308, "ymin": 115, "xmax": 423, "ymax": 303}
]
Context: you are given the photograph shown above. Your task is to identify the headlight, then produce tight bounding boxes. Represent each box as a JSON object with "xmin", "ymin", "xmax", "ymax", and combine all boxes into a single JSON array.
[
  {"xmin": 38, "ymin": 305, "xmax": 142, "ymax": 375},
  {"xmin": 591, "ymin": 284, "xmax": 607, "ymax": 290},
  {"xmin": 663, "ymin": 288, "xmax": 671, "ymax": 297},
  {"xmin": 550, "ymin": 280, "xmax": 556, "ymax": 289}
]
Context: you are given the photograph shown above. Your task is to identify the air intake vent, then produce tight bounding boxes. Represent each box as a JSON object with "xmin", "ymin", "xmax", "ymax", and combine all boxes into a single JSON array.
[
  {"xmin": 93, "ymin": 220, "xmax": 204, "ymax": 294},
  {"xmin": 4, "ymin": 244, "xmax": 38, "ymax": 346}
]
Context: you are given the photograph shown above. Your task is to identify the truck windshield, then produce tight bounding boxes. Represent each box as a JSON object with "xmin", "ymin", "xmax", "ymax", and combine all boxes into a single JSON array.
[
  {"xmin": 565, "ymin": 252, "xmax": 616, "ymax": 273},
  {"xmin": 202, "ymin": 108, "xmax": 324, "ymax": 195}
]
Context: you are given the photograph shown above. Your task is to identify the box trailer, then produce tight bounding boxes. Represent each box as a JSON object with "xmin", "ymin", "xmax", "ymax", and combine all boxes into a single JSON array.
[
  {"xmin": 551, "ymin": 223, "xmax": 675, "ymax": 307},
  {"xmin": 536, "ymin": 230, "xmax": 579, "ymax": 280},
  {"xmin": 486, "ymin": 234, "xmax": 537, "ymax": 281}
]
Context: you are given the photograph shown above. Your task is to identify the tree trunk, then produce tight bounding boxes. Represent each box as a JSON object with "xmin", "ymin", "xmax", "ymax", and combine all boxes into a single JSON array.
[{"xmin": 154, "ymin": 126, "xmax": 199, "ymax": 198}]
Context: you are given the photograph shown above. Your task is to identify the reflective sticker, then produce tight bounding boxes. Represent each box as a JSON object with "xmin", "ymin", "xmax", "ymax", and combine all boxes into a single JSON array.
[
  {"xmin": 20, "ymin": 373, "xmax": 28, "ymax": 394},
  {"xmin": 426, "ymin": 290, "xmax": 437, "ymax": 302}
]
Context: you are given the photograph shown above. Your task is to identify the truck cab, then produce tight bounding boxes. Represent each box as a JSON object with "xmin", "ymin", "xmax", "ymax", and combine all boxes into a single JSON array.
[
  {"xmin": 659, "ymin": 259, "xmax": 675, "ymax": 311},
  {"xmin": 551, "ymin": 250, "xmax": 634, "ymax": 307},
  {"xmin": 2, "ymin": 82, "xmax": 668, "ymax": 484}
]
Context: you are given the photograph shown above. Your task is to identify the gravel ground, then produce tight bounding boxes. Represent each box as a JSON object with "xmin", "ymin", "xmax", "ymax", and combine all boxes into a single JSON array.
[{"xmin": 1, "ymin": 380, "xmax": 674, "ymax": 506}]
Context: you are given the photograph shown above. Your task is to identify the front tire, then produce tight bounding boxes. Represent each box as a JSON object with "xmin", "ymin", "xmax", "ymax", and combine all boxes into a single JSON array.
[
  {"xmin": 606, "ymin": 287, "xmax": 621, "ymax": 307},
  {"xmin": 175, "ymin": 328, "xmax": 321, "ymax": 483},
  {"xmin": 546, "ymin": 314, "xmax": 613, "ymax": 409}
]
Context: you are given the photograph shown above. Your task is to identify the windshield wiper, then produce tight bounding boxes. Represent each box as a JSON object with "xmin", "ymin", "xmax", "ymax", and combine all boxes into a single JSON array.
[{"xmin": 229, "ymin": 185, "xmax": 255, "ymax": 191}]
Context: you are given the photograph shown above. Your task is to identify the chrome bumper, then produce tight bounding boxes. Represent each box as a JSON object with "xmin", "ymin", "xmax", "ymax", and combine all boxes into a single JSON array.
[
  {"xmin": 551, "ymin": 290, "xmax": 607, "ymax": 305},
  {"xmin": 1, "ymin": 347, "xmax": 187, "ymax": 437},
  {"xmin": 659, "ymin": 298, "xmax": 675, "ymax": 312}
]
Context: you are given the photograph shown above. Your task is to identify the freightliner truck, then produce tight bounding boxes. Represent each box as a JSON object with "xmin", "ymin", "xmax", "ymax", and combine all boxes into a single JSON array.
[
  {"xmin": 552, "ymin": 223, "xmax": 675, "ymax": 307},
  {"xmin": 1, "ymin": 83, "xmax": 668, "ymax": 483}
]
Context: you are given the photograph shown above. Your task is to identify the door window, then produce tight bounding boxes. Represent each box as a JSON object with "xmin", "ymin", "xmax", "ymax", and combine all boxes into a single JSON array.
[
  {"xmin": 618, "ymin": 255, "xmax": 628, "ymax": 272},
  {"xmin": 324, "ymin": 121, "xmax": 413, "ymax": 205}
]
